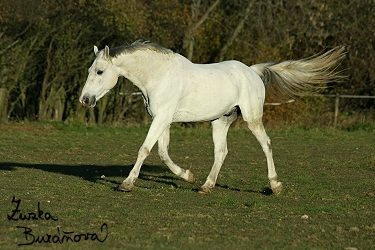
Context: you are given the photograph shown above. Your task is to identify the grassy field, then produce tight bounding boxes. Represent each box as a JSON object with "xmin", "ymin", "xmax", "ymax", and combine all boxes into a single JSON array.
[{"xmin": 0, "ymin": 122, "xmax": 374, "ymax": 249}]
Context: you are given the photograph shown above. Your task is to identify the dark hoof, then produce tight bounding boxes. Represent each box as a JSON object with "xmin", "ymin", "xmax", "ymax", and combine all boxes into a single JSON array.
[
  {"xmin": 186, "ymin": 170, "xmax": 196, "ymax": 183},
  {"xmin": 118, "ymin": 182, "xmax": 134, "ymax": 192},
  {"xmin": 271, "ymin": 182, "xmax": 283, "ymax": 195},
  {"xmin": 198, "ymin": 186, "xmax": 212, "ymax": 194}
]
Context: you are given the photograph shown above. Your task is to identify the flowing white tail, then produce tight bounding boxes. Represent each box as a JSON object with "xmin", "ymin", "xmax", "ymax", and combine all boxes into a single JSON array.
[{"xmin": 250, "ymin": 47, "xmax": 346, "ymax": 98}]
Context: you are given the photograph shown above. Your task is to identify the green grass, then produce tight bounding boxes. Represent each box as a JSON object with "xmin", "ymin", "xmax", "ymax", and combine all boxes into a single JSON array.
[{"xmin": 0, "ymin": 122, "xmax": 374, "ymax": 249}]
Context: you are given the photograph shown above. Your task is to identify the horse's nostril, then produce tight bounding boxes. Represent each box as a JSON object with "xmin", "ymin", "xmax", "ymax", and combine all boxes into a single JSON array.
[
  {"xmin": 80, "ymin": 96, "xmax": 90, "ymax": 106},
  {"xmin": 80, "ymin": 95, "xmax": 96, "ymax": 107},
  {"xmin": 81, "ymin": 97, "xmax": 88, "ymax": 105}
]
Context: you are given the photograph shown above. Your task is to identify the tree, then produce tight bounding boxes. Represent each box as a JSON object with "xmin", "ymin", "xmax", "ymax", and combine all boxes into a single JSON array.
[
  {"xmin": 183, "ymin": 0, "xmax": 220, "ymax": 61},
  {"xmin": 218, "ymin": 0, "xmax": 255, "ymax": 61}
]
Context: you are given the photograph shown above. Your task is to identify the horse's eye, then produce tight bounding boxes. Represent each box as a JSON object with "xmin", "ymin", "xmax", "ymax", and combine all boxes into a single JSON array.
[{"xmin": 97, "ymin": 70, "xmax": 104, "ymax": 75}]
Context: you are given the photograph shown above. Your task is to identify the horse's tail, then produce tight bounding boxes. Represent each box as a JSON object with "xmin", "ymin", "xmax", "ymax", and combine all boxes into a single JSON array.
[{"xmin": 250, "ymin": 46, "xmax": 346, "ymax": 99}]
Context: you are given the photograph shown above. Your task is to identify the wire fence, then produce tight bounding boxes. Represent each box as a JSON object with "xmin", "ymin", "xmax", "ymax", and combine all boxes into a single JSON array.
[
  {"xmin": 264, "ymin": 94, "xmax": 375, "ymax": 126},
  {"xmin": 310, "ymin": 94, "xmax": 375, "ymax": 126},
  {"xmin": 122, "ymin": 92, "xmax": 375, "ymax": 126}
]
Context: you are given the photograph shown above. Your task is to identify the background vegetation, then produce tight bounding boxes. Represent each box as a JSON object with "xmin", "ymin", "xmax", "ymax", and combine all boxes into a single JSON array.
[{"xmin": 0, "ymin": 0, "xmax": 374, "ymax": 127}]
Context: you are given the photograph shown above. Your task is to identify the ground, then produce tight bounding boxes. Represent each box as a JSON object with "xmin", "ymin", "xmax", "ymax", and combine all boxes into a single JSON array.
[{"xmin": 0, "ymin": 122, "xmax": 374, "ymax": 249}]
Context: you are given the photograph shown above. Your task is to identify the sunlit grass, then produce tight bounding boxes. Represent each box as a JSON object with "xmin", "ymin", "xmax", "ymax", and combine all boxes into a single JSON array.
[{"xmin": 0, "ymin": 122, "xmax": 374, "ymax": 249}]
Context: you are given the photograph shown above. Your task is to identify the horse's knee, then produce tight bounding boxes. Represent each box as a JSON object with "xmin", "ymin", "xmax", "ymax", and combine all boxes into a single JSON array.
[
  {"xmin": 215, "ymin": 147, "xmax": 228, "ymax": 156},
  {"xmin": 158, "ymin": 150, "xmax": 168, "ymax": 163},
  {"xmin": 138, "ymin": 147, "xmax": 150, "ymax": 159}
]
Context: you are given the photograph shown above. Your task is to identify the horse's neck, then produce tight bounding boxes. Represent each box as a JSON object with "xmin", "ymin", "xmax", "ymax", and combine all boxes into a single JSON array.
[{"xmin": 114, "ymin": 51, "xmax": 175, "ymax": 92}]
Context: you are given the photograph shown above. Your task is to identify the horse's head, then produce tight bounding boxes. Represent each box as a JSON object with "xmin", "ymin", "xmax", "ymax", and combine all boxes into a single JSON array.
[{"xmin": 80, "ymin": 45, "xmax": 119, "ymax": 107}]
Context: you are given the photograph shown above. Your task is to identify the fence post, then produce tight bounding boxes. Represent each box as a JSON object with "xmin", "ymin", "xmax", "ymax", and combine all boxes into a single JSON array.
[
  {"xmin": 333, "ymin": 93, "xmax": 340, "ymax": 127},
  {"xmin": 0, "ymin": 88, "xmax": 7, "ymax": 122}
]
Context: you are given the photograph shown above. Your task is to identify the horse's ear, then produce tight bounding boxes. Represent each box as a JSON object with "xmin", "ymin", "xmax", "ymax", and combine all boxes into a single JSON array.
[
  {"xmin": 94, "ymin": 45, "xmax": 98, "ymax": 55},
  {"xmin": 104, "ymin": 45, "xmax": 110, "ymax": 59}
]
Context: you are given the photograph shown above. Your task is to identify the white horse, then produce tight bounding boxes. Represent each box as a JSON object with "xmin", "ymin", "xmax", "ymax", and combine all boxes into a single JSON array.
[{"xmin": 80, "ymin": 41, "xmax": 345, "ymax": 194}]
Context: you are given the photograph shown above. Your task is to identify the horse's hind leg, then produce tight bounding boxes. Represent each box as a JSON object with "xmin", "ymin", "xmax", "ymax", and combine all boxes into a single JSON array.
[
  {"xmin": 247, "ymin": 118, "xmax": 282, "ymax": 194},
  {"xmin": 158, "ymin": 125, "xmax": 196, "ymax": 183},
  {"xmin": 199, "ymin": 110, "xmax": 238, "ymax": 194}
]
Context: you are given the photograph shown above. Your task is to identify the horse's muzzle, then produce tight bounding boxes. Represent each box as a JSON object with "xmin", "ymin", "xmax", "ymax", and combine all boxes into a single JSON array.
[{"xmin": 80, "ymin": 94, "xmax": 96, "ymax": 107}]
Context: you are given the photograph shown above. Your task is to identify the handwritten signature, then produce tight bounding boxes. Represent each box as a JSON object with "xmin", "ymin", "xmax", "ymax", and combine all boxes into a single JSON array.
[
  {"xmin": 8, "ymin": 196, "xmax": 58, "ymax": 221},
  {"xmin": 16, "ymin": 224, "xmax": 108, "ymax": 246},
  {"xmin": 8, "ymin": 196, "xmax": 108, "ymax": 246}
]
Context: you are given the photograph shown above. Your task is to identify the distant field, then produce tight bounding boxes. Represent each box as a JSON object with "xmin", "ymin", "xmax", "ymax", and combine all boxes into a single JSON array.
[{"xmin": 0, "ymin": 122, "xmax": 374, "ymax": 249}]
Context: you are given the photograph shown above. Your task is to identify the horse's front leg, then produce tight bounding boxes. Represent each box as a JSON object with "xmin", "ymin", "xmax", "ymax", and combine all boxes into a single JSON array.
[
  {"xmin": 199, "ymin": 112, "xmax": 237, "ymax": 194},
  {"xmin": 118, "ymin": 116, "xmax": 171, "ymax": 192},
  {"xmin": 158, "ymin": 125, "xmax": 196, "ymax": 183}
]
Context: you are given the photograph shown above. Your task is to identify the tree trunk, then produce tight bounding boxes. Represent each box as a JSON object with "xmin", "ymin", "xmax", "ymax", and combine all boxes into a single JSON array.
[
  {"xmin": 218, "ymin": 0, "xmax": 255, "ymax": 61},
  {"xmin": 54, "ymin": 98, "xmax": 63, "ymax": 121},
  {"xmin": 183, "ymin": 0, "xmax": 220, "ymax": 61},
  {"xmin": 89, "ymin": 108, "xmax": 96, "ymax": 124},
  {"xmin": 96, "ymin": 95, "xmax": 108, "ymax": 124}
]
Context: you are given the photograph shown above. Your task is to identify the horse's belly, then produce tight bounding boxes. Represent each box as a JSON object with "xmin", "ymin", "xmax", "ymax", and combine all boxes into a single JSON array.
[
  {"xmin": 172, "ymin": 110, "xmax": 223, "ymax": 122},
  {"xmin": 172, "ymin": 96, "xmax": 237, "ymax": 122}
]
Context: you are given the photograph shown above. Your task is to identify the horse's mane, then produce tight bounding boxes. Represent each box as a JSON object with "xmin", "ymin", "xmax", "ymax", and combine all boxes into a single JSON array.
[{"xmin": 109, "ymin": 40, "xmax": 173, "ymax": 58}]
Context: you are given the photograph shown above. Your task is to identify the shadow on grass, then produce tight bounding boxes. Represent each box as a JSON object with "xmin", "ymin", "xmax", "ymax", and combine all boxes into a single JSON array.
[
  {"xmin": 0, "ymin": 161, "xmax": 169, "ymax": 184},
  {"xmin": 0, "ymin": 162, "xmax": 272, "ymax": 195},
  {"xmin": 214, "ymin": 183, "xmax": 273, "ymax": 196}
]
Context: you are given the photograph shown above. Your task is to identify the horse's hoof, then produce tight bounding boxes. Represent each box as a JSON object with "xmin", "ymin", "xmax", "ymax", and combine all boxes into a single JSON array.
[
  {"xmin": 198, "ymin": 186, "xmax": 212, "ymax": 194},
  {"xmin": 271, "ymin": 182, "xmax": 283, "ymax": 195},
  {"xmin": 186, "ymin": 170, "xmax": 196, "ymax": 183},
  {"xmin": 118, "ymin": 182, "xmax": 134, "ymax": 192}
]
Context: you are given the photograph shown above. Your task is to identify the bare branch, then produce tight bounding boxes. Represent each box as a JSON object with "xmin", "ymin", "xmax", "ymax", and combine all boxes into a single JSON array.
[
  {"xmin": 218, "ymin": 0, "xmax": 255, "ymax": 61},
  {"xmin": 183, "ymin": 0, "xmax": 220, "ymax": 61},
  {"xmin": 191, "ymin": 0, "xmax": 220, "ymax": 32}
]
